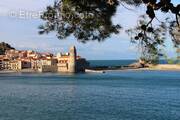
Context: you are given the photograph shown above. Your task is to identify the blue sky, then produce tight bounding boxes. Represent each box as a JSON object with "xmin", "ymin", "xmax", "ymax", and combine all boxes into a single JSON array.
[{"xmin": 0, "ymin": 0, "xmax": 179, "ymax": 60}]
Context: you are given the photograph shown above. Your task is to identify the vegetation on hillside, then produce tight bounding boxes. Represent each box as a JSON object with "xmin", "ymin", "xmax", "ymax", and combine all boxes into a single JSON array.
[{"xmin": 0, "ymin": 42, "xmax": 15, "ymax": 55}]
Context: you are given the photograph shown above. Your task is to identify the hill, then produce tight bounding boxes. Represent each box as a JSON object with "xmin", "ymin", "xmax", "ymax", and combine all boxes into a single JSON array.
[{"xmin": 0, "ymin": 42, "xmax": 15, "ymax": 55}]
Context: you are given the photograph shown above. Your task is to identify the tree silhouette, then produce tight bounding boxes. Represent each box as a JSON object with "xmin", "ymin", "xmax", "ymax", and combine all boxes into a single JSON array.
[
  {"xmin": 126, "ymin": 15, "xmax": 167, "ymax": 63},
  {"xmin": 39, "ymin": 0, "xmax": 180, "ymax": 62},
  {"xmin": 0, "ymin": 42, "xmax": 15, "ymax": 55},
  {"xmin": 39, "ymin": 0, "xmax": 122, "ymax": 42},
  {"xmin": 40, "ymin": 0, "xmax": 179, "ymax": 41}
]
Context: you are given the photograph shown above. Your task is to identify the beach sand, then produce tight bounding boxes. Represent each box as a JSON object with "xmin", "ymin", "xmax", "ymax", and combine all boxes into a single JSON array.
[{"xmin": 147, "ymin": 64, "xmax": 180, "ymax": 71}]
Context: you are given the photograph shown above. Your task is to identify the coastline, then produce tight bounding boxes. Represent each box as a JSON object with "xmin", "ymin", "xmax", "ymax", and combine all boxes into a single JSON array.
[
  {"xmin": 1, "ymin": 64, "xmax": 180, "ymax": 74},
  {"xmin": 86, "ymin": 64, "xmax": 180, "ymax": 73},
  {"xmin": 145, "ymin": 64, "xmax": 180, "ymax": 71},
  {"xmin": 0, "ymin": 69, "xmax": 37, "ymax": 74}
]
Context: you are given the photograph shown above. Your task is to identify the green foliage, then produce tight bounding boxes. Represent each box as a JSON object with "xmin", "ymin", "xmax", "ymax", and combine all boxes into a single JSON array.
[
  {"xmin": 40, "ymin": 0, "xmax": 179, "ymax": 42},
  {"xmin": 39, "ymin": 0, "xmax": 123, "ymax": 42},
  {"xmin": 0, "ymin": 42, "xmax": 15, "ymax": 55},
  {"xmin": 39, "ymin": 0, "xmax": 179, "ymax": 61},
  {"xmin": 126, "ymin": 15, "xmax": 167, "ymax": 64},
  {"xmin": 167, "ymin": 58, "xmax": 176, "ymax": 64},
  {"xmin": 168, "ymin": 18, "xmax": 180, "ymax": 46},
  {"xmin": 40, "ymin": 0, "xmax": 179, "ymax": 43},
  {"xmin": 142, "ymin": 0, "xmax": 180, "ymax": 25},
  {"xmin": 163, "ymin": 54, "xmax": 177, "ymax": 64}
]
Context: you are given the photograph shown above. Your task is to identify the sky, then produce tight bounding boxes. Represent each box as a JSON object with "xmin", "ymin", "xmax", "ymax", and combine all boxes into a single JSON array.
[{"xmin": 0, "ymin": 0, "xmax": 179, "ymax": 60}]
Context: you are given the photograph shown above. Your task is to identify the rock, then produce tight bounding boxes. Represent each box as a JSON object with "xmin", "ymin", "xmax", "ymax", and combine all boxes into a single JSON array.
[{"xmin": 128, "ymin": 62, "xmax": 144, "ymax": 68}]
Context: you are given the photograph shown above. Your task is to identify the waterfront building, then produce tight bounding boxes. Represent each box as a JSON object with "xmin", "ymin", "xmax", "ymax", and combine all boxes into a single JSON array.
[
  {"xmin": 20, "ymin": 60, "xmax": 31, "ymax": 69},
  {"xmin": 9, "ymin": 59, "xmax": 31, "ymax": 70},
  {"xmin": 19, "ymin": 51, "xmax": 28, "ymax": 58},
  {"xmin": 41, "ymin": 53, "xmax": 53, "ymax": 58},
  {"xmin": 0, "ymin": 55, "xmax": 3, "ymax": 70},
  {"xmin": 2, "ymin": 58, "xmax": 11, "ymax": 70},
  {"xmin": 9, "ymin": 60, "xmax": 20, "ymax": 70},
  {"xmin": 27, "ymin": 50, "xmax": 34, "ymax": 58},
  {"xmin": 57, "ymin": 46, "xmax": 89, "ymax": 73},
  {"xmin": 57, "ymin": 55, "xmax": 70, "ymax": 72},
  {"xmin": 31, "ymin": 59, "xmax": 40, "ymax": 70},
  {"xmin": 5, "ymin": 50, "xmax": 28, "ymax": 60},
  {"xmin": 1, "ymin": 46, "xmax": 88, "ymax": 73},
  {"xmin": 5, "ymin": 49, "xmax": 20, "ymax": 60},
  {"xmin": 0, "ymin": 55, "xmax": 12, "ymax": 70},
  {"xmin": 27, "ymin": 51, "xmax": 42, "ymax": 59},
  {"xmin": 0, "ymin": 60, "xmax": 2, "ymax": 70},
  {"xmin": 37, "ymin": 58, "xmax": 58, "ymax": 72}
]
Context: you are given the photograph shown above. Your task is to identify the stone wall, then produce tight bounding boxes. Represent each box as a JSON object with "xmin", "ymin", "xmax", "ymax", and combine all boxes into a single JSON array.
[{"xmin": 38, "ymin": 65, "xmax": 57, "ymax": 72}]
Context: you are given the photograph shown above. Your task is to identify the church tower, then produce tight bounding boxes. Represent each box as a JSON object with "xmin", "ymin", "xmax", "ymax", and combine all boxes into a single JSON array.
[{"xmin": 68, "ymin": 46, "xmax": 77, "ymax": 73}]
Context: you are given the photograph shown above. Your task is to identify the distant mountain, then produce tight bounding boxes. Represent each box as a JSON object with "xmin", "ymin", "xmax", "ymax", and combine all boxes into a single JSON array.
[{"xmin": 0, "ymin": 42, "xmax": 15, "ymax": 55}]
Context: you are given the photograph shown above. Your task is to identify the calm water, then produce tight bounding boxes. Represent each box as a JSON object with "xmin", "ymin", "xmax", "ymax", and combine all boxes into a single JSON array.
[
  {"xmin": 88, "ymin": 60, "xmax": 137, "ymax": 67},
  {"xmin": 0, "ymin": 70, "xmax": 180, "ymax": 120},
  {"xmin": 88, "ymin": 60, "xmax": 168, "ymax": 67}
]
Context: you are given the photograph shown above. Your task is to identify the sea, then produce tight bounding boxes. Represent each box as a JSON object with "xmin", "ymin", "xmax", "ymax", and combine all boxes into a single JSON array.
[
  {"xmin": 0, "ymin": 60, "xmax": 180, "ymax": 120},
  {"xmin": 88, "ymin": 60, "xmax": 168, "ymax": 67}
]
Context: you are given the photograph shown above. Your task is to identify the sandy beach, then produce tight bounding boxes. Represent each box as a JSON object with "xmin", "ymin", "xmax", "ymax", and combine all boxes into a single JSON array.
[{"xmin": 147, "ymin": 64, "xmax": 180, "ymax": 71}]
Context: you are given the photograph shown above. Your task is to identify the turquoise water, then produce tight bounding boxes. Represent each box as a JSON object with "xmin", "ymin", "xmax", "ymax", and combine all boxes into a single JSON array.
[{"xmin": 0, "ymin": 71, "xmax": 180, "ymax": 120}]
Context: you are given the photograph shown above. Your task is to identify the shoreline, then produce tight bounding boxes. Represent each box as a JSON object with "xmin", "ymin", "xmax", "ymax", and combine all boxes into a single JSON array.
[
  {"xmin": 0, "ymin": 69, "xmax": 37, "ymax": 74},
  {"xmin": 86, "ymin": 64, "xmax": 180, "ymax": 73},
  {"xmin": 1, "ymin": 64, "xmax": 180, "ymax": 74}
]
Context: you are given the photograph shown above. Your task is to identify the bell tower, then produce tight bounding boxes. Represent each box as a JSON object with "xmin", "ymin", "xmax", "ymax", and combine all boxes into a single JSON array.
[{"xmin": 68, "ymin": 46, "xmax": 77, "ymax": 73}]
